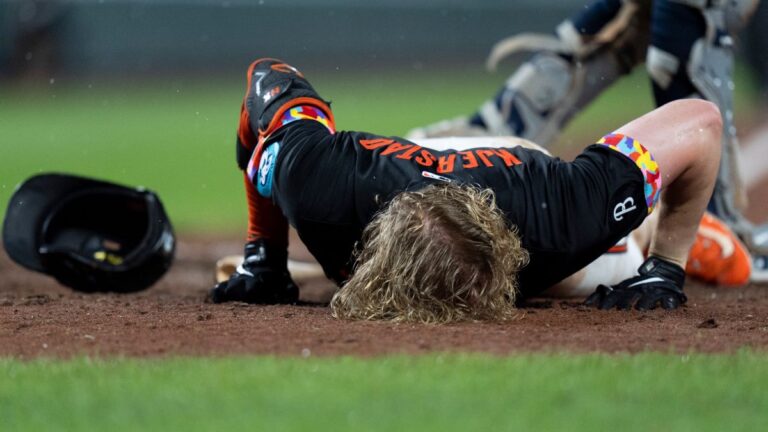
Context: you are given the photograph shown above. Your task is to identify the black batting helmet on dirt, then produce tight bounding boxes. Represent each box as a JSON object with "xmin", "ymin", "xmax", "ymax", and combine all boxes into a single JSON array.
[{"xmin": 2, "ymin": 173, "xmax": 175, "ymax": 293}]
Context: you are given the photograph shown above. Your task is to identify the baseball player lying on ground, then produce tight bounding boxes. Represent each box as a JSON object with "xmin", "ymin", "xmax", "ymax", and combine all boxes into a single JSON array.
[{"xmin": 211, "ymin": 58, "xmax": 735, "ymax": 322}]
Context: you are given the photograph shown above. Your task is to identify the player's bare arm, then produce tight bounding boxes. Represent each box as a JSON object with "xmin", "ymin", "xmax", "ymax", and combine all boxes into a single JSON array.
[{"xmin": 586, "ymin": 99, "xmax": 722, "ymax": 309}]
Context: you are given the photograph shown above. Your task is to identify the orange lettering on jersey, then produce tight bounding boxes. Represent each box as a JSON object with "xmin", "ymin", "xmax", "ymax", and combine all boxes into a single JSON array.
[
  {"xmin": 493, "ymin": 149, "xmax": 522, "ymax": 166},
  {"xmin": 381, "ymin": 142, "xmax": 414, "ymax": 156},
  {"xmin": 360, "ymin": 138, "xmax": 394, "ymax": 150},
  {"xmin": 357, "ymin": 138, "xmax": 526, "ymax": 173},
  {"xmin": 460, "ymin": 151, "xmax": 478, "ymax": 169},
  {"xmin": 396, "ymin": 145, "xmax": 422, "ymax": 160},
  {"xmin": 476, "ymin": 149, "xmax": 495, "ymax": 167},
  {"xmin": 437, "ymin": 154, "xmax": 456, "ymax": 174},
  {"xmin": 415, "ymin": 149, "xmax": 436, "ymax": 167}
]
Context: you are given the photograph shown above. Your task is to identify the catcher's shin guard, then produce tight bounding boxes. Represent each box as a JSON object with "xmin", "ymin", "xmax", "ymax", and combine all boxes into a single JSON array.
[
  {"xmin": 650, "ymin": 0, "xmax": 768, "ymax": 263},
  {"xmin": 407, "ymin": 0, "xmax": 651, "ymax": 145},
  {"xmin": 405, "ymin": 40, "xmax": 632, "ymax": 144},
  {"xmin": 236, "ymin": 58, "xmax": 335, "ymax": 170},
  {"xmin": 476, "ymin": 48, "xmax": 628, "ymax": 145}
]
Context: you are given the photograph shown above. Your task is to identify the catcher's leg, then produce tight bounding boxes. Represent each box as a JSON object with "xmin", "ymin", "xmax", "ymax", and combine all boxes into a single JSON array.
[
  {"xmin": 646, "ymin": 0, "xmax": 768, "ymax": 264},
  {"xmin": 647, "ymin": 0, "xmax": 738, "ymax": 212},
  {"xmin": 407, "ymin": 0, "xmax": 651, "ymax": 145}
]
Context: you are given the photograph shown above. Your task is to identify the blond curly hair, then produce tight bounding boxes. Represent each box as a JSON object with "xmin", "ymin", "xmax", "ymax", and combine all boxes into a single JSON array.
[{"xmin": 331, "ymin": 184, "xmax": 529, "ymax": 323}]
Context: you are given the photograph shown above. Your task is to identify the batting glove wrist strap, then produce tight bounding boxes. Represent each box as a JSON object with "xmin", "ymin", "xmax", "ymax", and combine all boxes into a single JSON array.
[
  {"xmin": 243, "ymin": 239, "xmax": 288, "ymax": 272},
  {"xmin": 638, "ymin": 255, "xmax": 685, "ymax": 286},
  {"xmin": 209, "ymin": 239, "xmax": 297, "ymax": 304},
  {"xmin": 585, "ymin": 256, "xmax": 687, "ymax": 311}
]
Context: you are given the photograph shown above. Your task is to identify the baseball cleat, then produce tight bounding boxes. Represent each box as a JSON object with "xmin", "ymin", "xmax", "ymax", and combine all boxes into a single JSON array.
[
  {"xmin": 751, "ymin": 255, "xmax": 768, "ymax": 283},
  {"xmin": 686, "ymin": 212, "xmax": 752, "ymax": 286},
  {"xmin": 747, "ymin": 224, "xmax": 768, "ymax": 283}
]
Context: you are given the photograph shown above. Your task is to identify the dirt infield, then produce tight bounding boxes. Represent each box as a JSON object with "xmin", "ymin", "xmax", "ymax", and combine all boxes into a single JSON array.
[
  {"xmin": 2, "ymin": 224, "xmax": 768, "ymax": 359},
  {"xmin": 3, "ymin": 176, "xmax": 768, "ymax": 359}
]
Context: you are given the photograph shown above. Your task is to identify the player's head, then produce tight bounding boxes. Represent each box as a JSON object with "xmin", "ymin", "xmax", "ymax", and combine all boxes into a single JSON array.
[{"xmin": 331, "ymin": 184, "xmax": 528, "ymax": 323}]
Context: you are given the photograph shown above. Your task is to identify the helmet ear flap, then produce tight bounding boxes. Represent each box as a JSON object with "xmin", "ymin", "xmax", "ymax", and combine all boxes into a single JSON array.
[{"xmin": 3, "ymin": 173, "xmax": 176, "ymax": 293}]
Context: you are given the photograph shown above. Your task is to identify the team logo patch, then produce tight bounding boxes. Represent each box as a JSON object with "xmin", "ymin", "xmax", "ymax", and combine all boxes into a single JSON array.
[
  {"xmin": 248, "ymin": 142, "xmax": 280, "ymax": 198},
  {"xmin": 597, "ymin": 133, "xmax": 661, "ymax": 214},
  {"xmin": 613, "ymin": 197, "xmax": 637, "ymax": 222}
]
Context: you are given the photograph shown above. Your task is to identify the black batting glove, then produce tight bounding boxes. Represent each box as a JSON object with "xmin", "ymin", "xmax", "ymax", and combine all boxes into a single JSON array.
[
  {"xmin": 209, "ymin": 239, "xmax": 299, "ymax": 304},
  {"xmin": 585, "ymin": 256, "xmax": 687, "ymax": 311}
]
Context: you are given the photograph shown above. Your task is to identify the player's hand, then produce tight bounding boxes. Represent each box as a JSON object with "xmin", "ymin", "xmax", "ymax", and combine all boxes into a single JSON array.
[
  {"xmin": 584, "ymin": 256, "xmax": 687, "ymax": 311},
  {"xmin": 209, "ymin": 240, "xmax": 299, "ymax": 304}
]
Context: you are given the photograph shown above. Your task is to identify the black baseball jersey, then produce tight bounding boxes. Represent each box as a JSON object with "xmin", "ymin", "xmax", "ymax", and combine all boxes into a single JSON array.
[{"xmin": 265, "ymin": 120, "xmax": 649, "ymax": 296}]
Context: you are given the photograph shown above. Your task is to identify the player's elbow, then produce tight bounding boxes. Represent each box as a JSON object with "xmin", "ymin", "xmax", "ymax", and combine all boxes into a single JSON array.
[
  {"xmin": 697, "ymin": 100, "xmax": 723, "ymax": 138},
  {"xmin": 677, "ymin": 99, "xmax": 723, "ymax": 168},
  {"xmin": 666, "ymin": 99, "xmax": 723, "ymax": 137},
  {"xmin": 696, "ymin": 100, "xmax": 723, "ymax": 162}
]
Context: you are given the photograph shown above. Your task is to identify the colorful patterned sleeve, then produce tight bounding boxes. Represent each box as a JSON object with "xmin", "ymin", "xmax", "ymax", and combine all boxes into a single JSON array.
[
  {"xmin": 596, "ymin": 133, "xmax": 662, "ymax": 214},
  {"xmin": 279, "ymin": 105, "xmax": 335, "ymax": 133}
]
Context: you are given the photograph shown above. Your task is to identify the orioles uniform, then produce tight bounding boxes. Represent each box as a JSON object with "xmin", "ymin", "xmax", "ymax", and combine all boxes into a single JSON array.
[
  {"xmin": 210, "ymin": 58, "xmax": 753, "ymax": 308},
  {"xmin": 242, "ymin": 83, "xmax": 660, "ymax": 296}
]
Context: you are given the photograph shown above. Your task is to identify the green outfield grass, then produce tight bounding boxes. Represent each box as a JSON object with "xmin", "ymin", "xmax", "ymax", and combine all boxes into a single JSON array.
[
  {"xmin": 2, "ymin": 352, "xmax": 767, "ymax": 431},
  {"xmin": 1, "ymin": 66, "xmax": 759, "ymax": 231}
]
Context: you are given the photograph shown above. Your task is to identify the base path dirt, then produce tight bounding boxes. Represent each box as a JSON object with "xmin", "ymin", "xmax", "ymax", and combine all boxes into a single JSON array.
[{"xmin": 2, "ymin": 232, "xmax": 768, "ymax": 359}]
